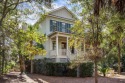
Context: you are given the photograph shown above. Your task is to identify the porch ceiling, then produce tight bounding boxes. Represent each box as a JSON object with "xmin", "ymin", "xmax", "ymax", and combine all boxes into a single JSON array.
[{"xmin": 48, "ymin": 31, "xmax": 70, "ymax": 38}]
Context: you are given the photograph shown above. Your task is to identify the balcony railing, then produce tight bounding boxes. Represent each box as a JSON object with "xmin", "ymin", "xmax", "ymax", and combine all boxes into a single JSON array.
[{"xmin": 49, "ymin": 49, "xmax": 79, "ymax": 59}]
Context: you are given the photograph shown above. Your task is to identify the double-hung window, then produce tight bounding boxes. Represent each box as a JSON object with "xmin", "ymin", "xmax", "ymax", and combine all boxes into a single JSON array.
[
  {"xmin": 50, "ymin": 20, "xmax": 72, "ymax": 33},
  {"xmin": 62, "ymin": 23, "xmax": 65, "ymax": 32},
  {"xmin": 50, "ymin": 20, "xmax": 57, "ymax": 31}
]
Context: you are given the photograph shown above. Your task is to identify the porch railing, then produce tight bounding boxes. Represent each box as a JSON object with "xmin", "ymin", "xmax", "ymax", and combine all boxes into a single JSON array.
[
  {"xmin": 49, "ymin": 49, "xmax": 78, "ymax": 58},
  {"xmin": 50, "ymin": 49, "xmax": 67, "ymax": 57},
  {"xmin": 49, "ymin": 49, "xmax": 85, "ymax": 61}
]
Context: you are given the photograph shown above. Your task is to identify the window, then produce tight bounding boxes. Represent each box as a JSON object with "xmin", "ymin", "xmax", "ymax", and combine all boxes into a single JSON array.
[
  {"xmin": 53, "ymin": 21, "xmax": 57, "ymax": 31},
  {"xmin": 50, "ymin": 20, "xmax": 72, "ymax": 33},
  {"xmin": 62, "ymin": 23, "xmax": 65, "ymax": 32},
  {"xmin": 50, "ymin": 20, "xmax": 57, "ymax": 31},
  {"xmin": 52, "ymin": 41, "xmax": 56, "ymax": 50}
]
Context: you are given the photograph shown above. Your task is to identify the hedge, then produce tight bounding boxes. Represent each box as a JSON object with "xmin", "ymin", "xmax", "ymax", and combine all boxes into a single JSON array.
[{"xmin": 26, "ymin": 59, "xmax": 94, "ymax": 77}]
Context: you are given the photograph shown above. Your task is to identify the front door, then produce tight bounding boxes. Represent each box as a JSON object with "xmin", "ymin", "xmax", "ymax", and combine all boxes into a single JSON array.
[{"xmin": 61, "ymin": 42, "xmax": 66, "ymax": 55}]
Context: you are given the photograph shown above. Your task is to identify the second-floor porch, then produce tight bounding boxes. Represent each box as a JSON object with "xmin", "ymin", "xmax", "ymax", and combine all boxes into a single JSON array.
[{"xmin": 48, "ymin": 32, "xmax": 84, "ymax": 62}]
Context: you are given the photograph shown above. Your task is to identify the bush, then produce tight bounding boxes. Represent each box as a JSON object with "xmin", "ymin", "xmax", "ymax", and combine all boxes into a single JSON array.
[
  {"xmin": 80, "ymin": 62, "xmax": 94, "ymax": 77},
  {"xmin": 26, "ymin": 59, "xmax": 93, "ymax": 77},
  {"xmin": 121, "ymin": 55, "xmax": 125, "ymax": 72}
]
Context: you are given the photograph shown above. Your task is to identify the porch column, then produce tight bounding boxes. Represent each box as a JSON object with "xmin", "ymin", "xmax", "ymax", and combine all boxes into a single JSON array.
[
  {"xmin": 56, "ymin": 35, "xmax": 59, "ymax": 62},
  {"xmin": 66, "ymin": 37, "xmax": 69, "ymax": 56},
  {"xmin": 49, "ymin": 38, "xmax": 52, "ymax": 57},
  {"xmin": 84, "ymin": 39, "xmax": 86, "ymax": 55}
]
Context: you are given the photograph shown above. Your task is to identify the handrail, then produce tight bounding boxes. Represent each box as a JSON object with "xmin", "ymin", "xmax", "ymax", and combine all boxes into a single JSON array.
[{"xmin": 49, "ymin": 49, "xmax": 84, "ymax": 61}]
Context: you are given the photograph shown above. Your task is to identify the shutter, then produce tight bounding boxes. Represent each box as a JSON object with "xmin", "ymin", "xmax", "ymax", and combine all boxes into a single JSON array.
[
  {"xmin": 69, "ymin": 24, "xmax": 71, "ymax": 33},
  {"xmin": 65, "ymin": 23, "xmax": 68, "ymax": 33},
  {"xmin": 50, "ymin": 20, "xmax": 53, "ymax": 31},
  {"xmin": 60, "ymin": 22, "xmax": 62, "ymax": 32},
  {"xmin": 58, "ymin": 22, "xmax": 60, "ymax": 32},
  {"xmin": 57, "ymin": 21, "xmax": 59, "ymax": 31}
]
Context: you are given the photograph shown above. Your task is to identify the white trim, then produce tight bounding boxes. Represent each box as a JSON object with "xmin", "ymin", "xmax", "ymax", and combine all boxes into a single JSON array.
[
  {"xmin": 56, "ymin": 34, "xmax": 59, "ymax": 62},
  {"xmin": 48, "ymin": 14, "xmax": 75, "ymax": 22},
  {"xmin": 48, "ymin": 6, "xmax": 78, "ymax": 20},
  {"xmin": 67, "ymin": 37, "xmax": 69, "ymax": 55}
]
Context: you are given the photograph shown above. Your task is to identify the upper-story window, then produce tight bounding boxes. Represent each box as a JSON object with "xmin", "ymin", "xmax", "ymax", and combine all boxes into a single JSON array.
[
  {"xmin": 50, "ymin": 20, "xmax": 72, "ymax": 33},
  {"xmin": 62, "ymin": 23, "xmax": 65, "ymax": 32},
  {"xmin": 50, "ymin": 20, "xmax": 57, "ymax": 31}
]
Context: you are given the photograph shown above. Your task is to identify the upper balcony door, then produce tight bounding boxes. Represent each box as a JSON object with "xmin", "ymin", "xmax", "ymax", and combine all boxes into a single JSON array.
[
  {"xmin": 62, "ymin": 23, "xmax": 66, "ymax": 33},
  {"xmin": 61, "ymin": 42, "xmax": 67, "ymax": 56}
]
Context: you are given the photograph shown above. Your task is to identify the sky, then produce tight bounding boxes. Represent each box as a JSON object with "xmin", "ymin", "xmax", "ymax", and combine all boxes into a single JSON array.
[
  {"xmin": 52, "ymin": 0, "xmax": 71, "ymax": 9},
  {"xmin": 24, "ymin": 0, "xmax": 72, "ymax": 25}
]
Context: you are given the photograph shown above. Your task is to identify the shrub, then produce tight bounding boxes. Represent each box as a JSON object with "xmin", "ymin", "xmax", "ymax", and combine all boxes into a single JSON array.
[
  {"xmin": 26, "ymin": 59, "xmax": 94, "ymax": 77},
  {"xmin": 80, "ymin": 62, "xmax": 94, "ymax": 77},
  {"xmin": 121, "ymin": 55, "xmax": 125, "ymax": 72}
]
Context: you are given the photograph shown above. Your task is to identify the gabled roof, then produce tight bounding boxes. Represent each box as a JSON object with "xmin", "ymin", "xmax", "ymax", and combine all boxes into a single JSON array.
[{"xmin": 48, "ymin": 6, "xmax": 78, "ymax": 20}]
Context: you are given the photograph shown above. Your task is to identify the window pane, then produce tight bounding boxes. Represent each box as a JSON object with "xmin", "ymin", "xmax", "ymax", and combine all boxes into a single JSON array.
[
  {"xmin": 50, "ymin": 20, "xmax": 73, "ymax": 33},
  {"xmin": 52, "ymin": 20, "xmax": 57, "ymax": 31},
  {"xmin": 62, "ymin": 22, "xmax": 65, "ymax": 32}
]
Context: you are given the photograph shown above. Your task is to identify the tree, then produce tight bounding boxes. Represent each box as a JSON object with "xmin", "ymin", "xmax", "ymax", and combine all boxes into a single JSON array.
[
  {"xmin": 106, "ymin": 14, "xmax": 125, "ymax": 74},
  {"xmin": 25, "ymin": 25, "xmax": 46, "ymax": 73},
  {"xmin": 69, "ymin": 0, "xmax": 109, "ymax": 83},
  {"xmin": 0, "ymin": 0, "xmax": 53, "ymax": 75},
  {"xmin": 0, "ymin": 0, "xmax": 51, "ymax": 28},
  {"xmin": 93, "ymin": 0, "xmax": 125, "ymax": 74}
]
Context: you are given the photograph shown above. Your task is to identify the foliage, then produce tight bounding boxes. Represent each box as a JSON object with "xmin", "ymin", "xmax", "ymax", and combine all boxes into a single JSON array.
[
  {"xmin": 31, "ymin": 59, "xmax": 93, "ymax": 77},
  {"xmin": 80, "ymin": 62, "xmax": 94, "ymax": 77},
  {"xmin": 0, "ymin": 0, "xmax": 53, "ymax": 75},
  {"xmin": 121, "ymin": 54, "xmax": 125, "ymax": 72},
  {"xmin": 98, "ymin": 58, "xmax": 110, "ymax": 77}
]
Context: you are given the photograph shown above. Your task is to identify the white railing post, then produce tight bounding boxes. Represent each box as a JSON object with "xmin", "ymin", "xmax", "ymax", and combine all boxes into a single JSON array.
[
  {"xmin": 56, "ymin": 34, "xmax": 59, "ymax": 62},
  {"xmin": 84, "ymin": 39, "xmax": 86, "ymax": 55},
  {"xmin": 66, "ymin": 37, "xmax": 69, "ymax": 56},
  {"xmin": 49, "ymin": 38, "xmax": 52, "ymax": 56}
]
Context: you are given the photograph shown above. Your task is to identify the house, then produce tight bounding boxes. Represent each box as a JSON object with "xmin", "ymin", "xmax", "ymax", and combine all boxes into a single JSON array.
[{"xmin": 35, "ymin": 6, "xmax": 84, "ymax": 62}]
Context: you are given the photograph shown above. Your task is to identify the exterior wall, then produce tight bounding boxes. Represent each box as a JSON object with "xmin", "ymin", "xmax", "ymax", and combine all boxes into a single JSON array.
[
  {"xmin": 35, "ymin": 7, "xmax": 76, "ymax": 60},
  {"xmin": 51, "ymin": 8, "xmax": 74, "ymax": 19},
  {"xmin": 45, "ymin": 16, "xmax": 74, "ymax": 35}
]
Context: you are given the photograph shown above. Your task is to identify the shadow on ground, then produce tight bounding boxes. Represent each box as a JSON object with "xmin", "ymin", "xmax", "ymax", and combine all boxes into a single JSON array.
[
  {"xmin": 27, "ymin": 73, "xmax": 125, "ymax": 83},
  {"xmin": 1, "ymin": 72, "xmax": 125, "ymax": 83},
  {"xmin": 0, "ymin": 72, "xmax": 35, "ymax": 83}
]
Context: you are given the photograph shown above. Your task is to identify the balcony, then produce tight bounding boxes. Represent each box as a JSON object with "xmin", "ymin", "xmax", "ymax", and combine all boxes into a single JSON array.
[{"xmin": 49, "ymin": 49, "xmax": 78, "ymax": 60}]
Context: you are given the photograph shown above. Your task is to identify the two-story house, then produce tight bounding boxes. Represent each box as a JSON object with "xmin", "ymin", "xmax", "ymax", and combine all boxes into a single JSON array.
[{"xmin": 35, "ymin": 6, "xmax": 82, "ymax": 62}]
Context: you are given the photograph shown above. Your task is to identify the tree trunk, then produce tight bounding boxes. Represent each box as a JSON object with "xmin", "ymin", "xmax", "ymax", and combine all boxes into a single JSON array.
[
  {"xmin": 1, "ymin": 49, "xmax": 5, "ymax": 75},
  {"xmin": 1, "ymin": 35, "xmax": 5, "ymax": 75},
  {"xmin": 30, "ymin": 59, "xmax": 33, "ymax": 74},
  {"xmin": 117, "ymin": 43, "xmax": 121, "ymax": 74},
  {"xmin": 77, "ymin": 65, "xmax": 80, "ymax": 77},
  {"xmin": 94, "ymin": 61, "xmax": 98, "ymax": 83},
  {"xmin": 19, "ymin": 54, "xmax": 25, "ymax": 75}
]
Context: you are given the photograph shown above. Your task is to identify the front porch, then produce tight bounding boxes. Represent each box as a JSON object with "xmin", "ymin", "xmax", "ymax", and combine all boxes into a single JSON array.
[{"xmin": 48, "ymin": 32, "xmax": 77, "ymax": 62}]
